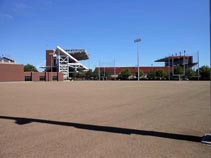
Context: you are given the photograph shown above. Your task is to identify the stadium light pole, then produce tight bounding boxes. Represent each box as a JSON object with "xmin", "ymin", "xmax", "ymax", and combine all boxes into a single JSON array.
[
  {"xmin": 134, "ymin": 38, "xmax": 141, "ymax": 81},
  {"xmin": 98, "ymin": 61, "xmax": 101, "ymax": 80},
  {"xmin": 201, "ymin": 0, "xmax": 211, "ymax": 144},
  {"xmin": 197, "ymin": 51, "xmax": 200, "ymax": 80},
  {"xmin": 183, "ymin": 50, "xmax": 186, "ymax": 77},
  {"xmin": 168, "ymin": 56, "xmax": 170, "ymax": 80}
]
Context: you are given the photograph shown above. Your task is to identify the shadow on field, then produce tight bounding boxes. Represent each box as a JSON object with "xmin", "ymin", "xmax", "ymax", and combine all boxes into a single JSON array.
[{"xmin": 0, "ymin": 116, "xmax": 201, "ymax": 143}]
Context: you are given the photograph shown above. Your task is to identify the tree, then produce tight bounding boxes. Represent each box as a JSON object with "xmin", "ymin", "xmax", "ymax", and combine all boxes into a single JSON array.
[
  {"xmin": 185, "ymin": 68, "xmax": 196, "ymax": 79},
  {"xmin": 76, "ymin": 71, "xmax": 86, "ymax": 78},
  {"xmin": 199, "ymin": 65, "xmax": 210, "ymax": 80},
  {"xmin": 139, "ymin": 70, "xmax": 144, "ymax": 78},
  {"xmin": 120, "ymin": 68, "xmax": 132, "ymax": 80},
  {"xmin": 104, "ymin": 71, "xmax": 112, "ymax": 80},
  {"xmin": 85, "ymin": 69, "xmax": 93, "ymax": 80},
  {"xmin": 174, "ymin": 66, "xmax": 183, "ymax": 75},
  {"xmin": 24, "ymin": 64, "xmax": 38, "ymax": 72},
  {"xmin": 155, "ymin": 69, "xmax": 167, "ymax": 79},
  {"xmin": 135, "ymin": 70, "xmax": 144, "ymax": 78},
  {"xmin": 147, "ymin": 70, "xmax": 156, "ymax": 80},
  {"xmin": 92, "ymin": 69, "xmax": 99, "ymax": 80}
]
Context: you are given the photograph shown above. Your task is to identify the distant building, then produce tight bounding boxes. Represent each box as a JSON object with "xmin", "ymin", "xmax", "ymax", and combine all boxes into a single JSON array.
[
  {"xmin": 0, "ymin": 55, "xmax": 63, "ymax": 82},
  {"xmin": 155, "ymin": 56, "xmax": 197, "ymax": 68},
  {"xmin": 0, "ymin": 56, "xmax": 16, "ymax": 64},
  {"xmin": 45, "ymin": 46, "xmax": 89, "ymax": 80},
  {"xmin": 0, "ymin": 63, "xmax": 24, "ymax": 82},
  {"xmin": 96, "ymin": 54, "xmax": 197, "ymax": 79},
  {"xmin": 0, "ymin": 46, "xmax": 90, "ymax": 82},
  {"xmin": 0, "ymin": 48, "xmax": 198, "ymax": 81},
  {"xmin": 95, "ymin": 66, "xmax": 169, "ymax": 79}
]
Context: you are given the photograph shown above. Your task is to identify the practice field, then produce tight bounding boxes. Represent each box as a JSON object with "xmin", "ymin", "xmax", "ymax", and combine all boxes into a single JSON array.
[{"xmin": 0, "ymin": 81, "xmax": 210, "ymax": 158}]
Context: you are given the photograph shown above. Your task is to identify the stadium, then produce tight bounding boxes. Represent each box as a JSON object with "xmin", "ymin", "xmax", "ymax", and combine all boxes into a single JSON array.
[
  {"xmin": 0, "ymin": 46, "xmax": 198, "ymax": 82},
  {"xmin": 44, "ymin": 46, "xmax": 89, "ymax": 80},
  {"xmin": 96, "ymin": 55, "xmax": 198, "ymax": 80},
  {"xmin": 0, "ymin": 46, "xmax": 89, "ymax": 82}
]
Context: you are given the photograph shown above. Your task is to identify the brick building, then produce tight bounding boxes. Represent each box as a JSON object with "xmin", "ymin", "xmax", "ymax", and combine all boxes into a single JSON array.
[
  {"xmin": 0, "ymin": 56, "xmax": 63, "ymax": 82},
  {"xmin": 0, "ymin": 63, "xmax": 24, "ymax": 82},
  {"xmin": 96, "ymin": 66, "xmax": 169, "ymax": 75},
  {"xmin": 95, "ymin": 55, "xmax": 197, "ymax": 79}
]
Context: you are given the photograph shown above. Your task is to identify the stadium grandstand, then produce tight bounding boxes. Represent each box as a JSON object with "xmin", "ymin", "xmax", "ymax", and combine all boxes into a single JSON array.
[
  {"xmin": 155, "ymin": 55, "xmax": 198, "ymax": 68},
  {"xmin": 45, "ymin": 46, "xmax": 89, "ymax": 80},
  {"xmin": 96, "ymin": 53, "xmax": 198, "ymax": 79}
]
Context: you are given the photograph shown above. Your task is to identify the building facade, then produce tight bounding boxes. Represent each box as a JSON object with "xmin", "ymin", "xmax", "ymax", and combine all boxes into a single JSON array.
[
  {"xmin": 0, "ymin": 63, "xmax": 24, "ymax": 82},
  {"xmin": 0, "ymin": 56, "xmax": 16, "ymax": 64},
  {"xmin": 45, "ymin": 46, "xmax": 89, "ymax": 80},
  {"xmin": 95, "ymin": 54, "xmax": 197, "ymax": 79},
  {"xmin": 24, "ymin": 72, "xmax": 63, "ymax": 81},
  {"xmin": 0, "ymin": 56, "xmax": 63, "ymax": 82},
  {"xmin": 96, "ymin": 66, "xmax": 169, "ymax": 75},
  {"xmin": 155, "ymin": 56, "xmax": 197, "ymax": 68}
]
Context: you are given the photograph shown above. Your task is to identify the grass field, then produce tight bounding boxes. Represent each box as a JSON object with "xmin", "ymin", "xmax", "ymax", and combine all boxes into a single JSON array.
[{"xmin": 0, "ymin": 81, "xmax": 210, "ymax": 158}]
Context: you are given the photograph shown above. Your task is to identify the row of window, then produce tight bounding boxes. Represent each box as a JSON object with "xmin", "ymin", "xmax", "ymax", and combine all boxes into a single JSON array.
[{"xmin": 25, "ymin": 76, "xmax": 58, "ymax": 81}]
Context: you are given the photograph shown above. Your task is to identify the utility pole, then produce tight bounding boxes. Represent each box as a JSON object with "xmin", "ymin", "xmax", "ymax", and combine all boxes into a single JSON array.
[
  {"xmin": 197, "ymin": 51, "xmax": 200, "ymax": 80},
  {"xmin": 98, "ymin": 61, "xmax": 101, "ymax": 80},
  {"xmin": 114, "ymin": 58, "xmax": 116, "ymax": 80},
  {"xmin": 172, "ymin": 54, "xmax": 174, "ymax": 76},
  {"xmin": 201, "ymin": 0, "xmax": 211, "ymax": 144},
  {"xmin": 168, "ymin": 56, "xmax": 170, "ymax": 80},
  {"xmin": 183, "ymin": 50, "xmax": 186, "ymax": 77},
  {"xmin": 104, "ymin": 66, "xmax": 105, "ymax": 80},
  {"xmin": 114, "ymin": 58, "xmax": 116, "ymax": 75},
  {"xmin": 134, "ymin": 38, "xmax": 141, "ymax": 81}
]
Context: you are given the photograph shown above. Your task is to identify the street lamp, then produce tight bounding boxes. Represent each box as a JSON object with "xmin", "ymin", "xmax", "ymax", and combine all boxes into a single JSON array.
[
  {"xmin": 98, "ymin": 61, "xmax": 101, "ymax": 80},
  {"xmin": 134, "ymin": 38, "xmax": 141, "ymax": 81},
  {"xmin": 201, "ymin": 0, "xmax": 211, "ymax": 144}
]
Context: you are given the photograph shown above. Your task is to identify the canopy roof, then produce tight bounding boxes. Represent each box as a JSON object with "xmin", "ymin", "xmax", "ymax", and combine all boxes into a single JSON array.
[
  {"xmin": 155, "ymin": 56, "xmax": 192, "ymax": 62},
  {"xmin": 55, "ymin": 48, "xmax": 89, "ymax": 61}
]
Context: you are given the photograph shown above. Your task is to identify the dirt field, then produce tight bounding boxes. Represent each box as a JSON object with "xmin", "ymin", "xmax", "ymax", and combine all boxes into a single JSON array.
[{"xmin": 0, "ymin": 81, "xmax": 210, "ymax": 158}]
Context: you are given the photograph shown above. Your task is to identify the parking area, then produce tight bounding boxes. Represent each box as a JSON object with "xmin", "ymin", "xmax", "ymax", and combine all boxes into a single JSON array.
[{"xmin": 0, "ymin": 81, "xmax": 210, "ymax": 158}]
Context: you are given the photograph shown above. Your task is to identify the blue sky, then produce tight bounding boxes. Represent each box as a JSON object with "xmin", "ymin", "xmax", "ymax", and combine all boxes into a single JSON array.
[{"xmin": 0, "ymin": 0, "xmax": 209, "ymax": 70}]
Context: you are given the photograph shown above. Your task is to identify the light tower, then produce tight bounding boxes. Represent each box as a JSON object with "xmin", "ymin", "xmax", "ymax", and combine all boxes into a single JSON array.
[{"xmin": 134, "ymin": 38, "xmax": 141, "ymax": 81}]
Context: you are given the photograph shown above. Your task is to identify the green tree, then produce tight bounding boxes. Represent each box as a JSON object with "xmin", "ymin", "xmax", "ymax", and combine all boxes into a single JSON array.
[
  {"xmin": 104, "ymin": 71, "xmax": 112, "ymax": 80},
  {"xmin": 76, "ymin": 71, "xmax": 86, "ymax": 78},
  {"xmin": 185, "ymin": 68, "xmax": 196, "ymax": 79},
  {"xmin": 120, "ymin": 68, "xmax": 132, "ymax": 80},
  {"xmin": 24, "ymin": 64, "xmax": 38, "ymax": 72},
  {"xmin": 155, "ymin": 69, "xmax": 167, "ymax": 79},
  {"xmin": 174, "ymin": 66, "xmax": 183, "ymax": 75},
  {"xmin": 199, "ymin": 65, "xmax": 210, "ymax": 80},
  {"xmin": 139, "ymin": 70, "xmax": 144, "ymax": 78},
  {"xmin": 92, "ymin": 69, "xmax": 99, "ymax": 80},
  {"xmin": 135, "ymin": 70, "xmax": 144, "ymax": 79},
  {"xmin": 147, "ymin": 70, "xmax": 156, "ymax": 80},
  {"xmin": 85, "ymin": 69, "xmax": 93, "ymax": 79}
]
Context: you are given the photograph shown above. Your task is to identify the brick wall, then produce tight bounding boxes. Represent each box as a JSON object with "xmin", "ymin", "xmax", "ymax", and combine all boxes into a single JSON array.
[
  {"xmin": 24, "ymin": 72, "xmax": 63, "ymax": 81},
  {"xmin": 0, "ymin": 64, "xmax": 24, "ymax": 82},
  {"xmin": 58, "ymin": 72, "xmax": 64, "ymax": 81},
  {"xmin": 46, "ymin": 50, "xmax": 55, "ymax": 71}
]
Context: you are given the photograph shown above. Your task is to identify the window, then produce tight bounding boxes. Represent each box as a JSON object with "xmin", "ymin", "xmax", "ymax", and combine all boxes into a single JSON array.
[
  {"xmin": 40, "ymin": 76, "xmax": 46, "ymax": 81},
  {"xmin": 25, "ymin": 76, "xmax": 32, "ymax": 81}
]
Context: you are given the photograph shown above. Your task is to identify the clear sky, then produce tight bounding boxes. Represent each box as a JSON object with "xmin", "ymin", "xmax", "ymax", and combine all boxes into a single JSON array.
[{"xmin": 0, "ymin": 0, "xmax": 209, "ymax": 71}]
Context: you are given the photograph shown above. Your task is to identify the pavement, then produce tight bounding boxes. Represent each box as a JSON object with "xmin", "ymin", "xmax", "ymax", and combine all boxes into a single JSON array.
[{"xmin": 0, "ymin": 81, "xmax": 210, "ymax": 158}]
